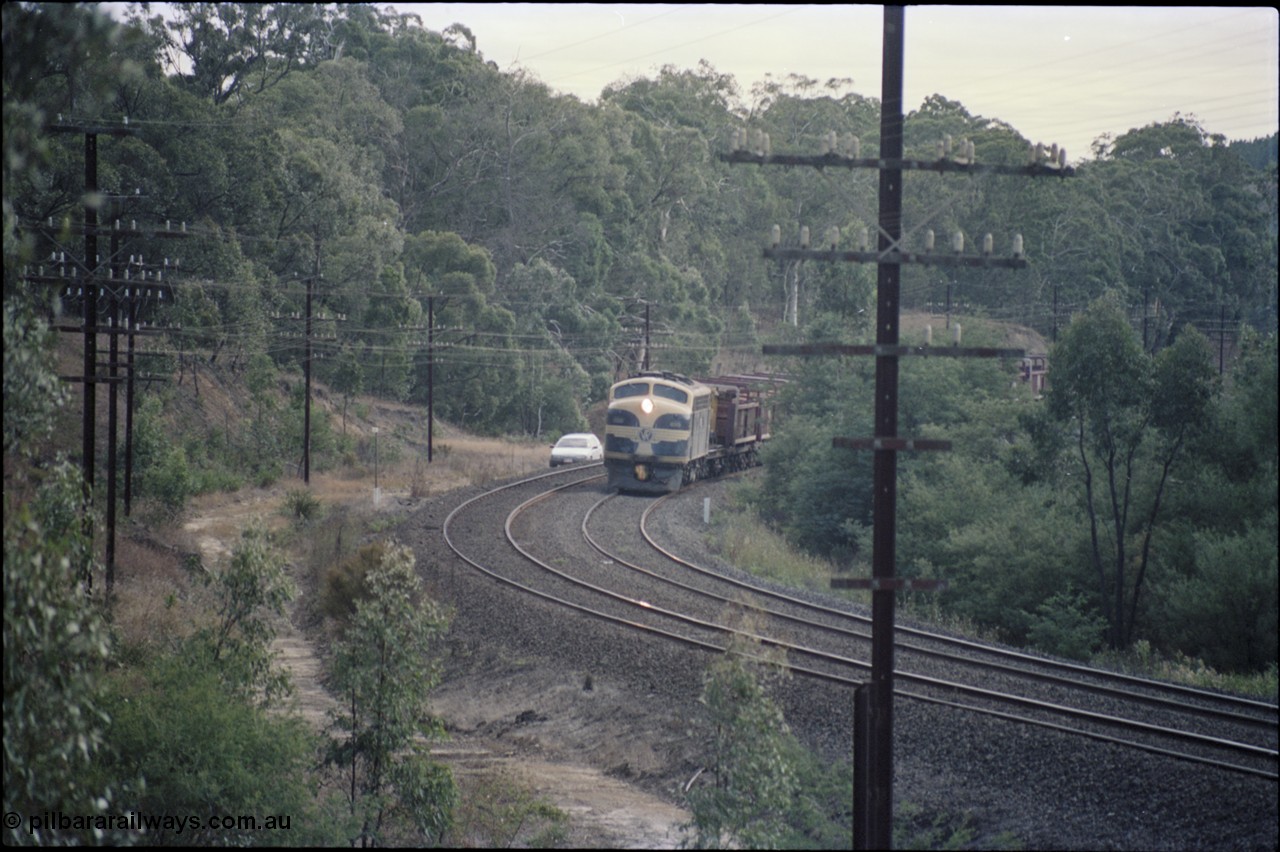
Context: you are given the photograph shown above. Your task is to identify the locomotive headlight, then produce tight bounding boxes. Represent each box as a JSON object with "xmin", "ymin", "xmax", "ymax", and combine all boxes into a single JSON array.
[{"xmin": 641, "ymin": 397, "xmax": 654, "ymax": 415}]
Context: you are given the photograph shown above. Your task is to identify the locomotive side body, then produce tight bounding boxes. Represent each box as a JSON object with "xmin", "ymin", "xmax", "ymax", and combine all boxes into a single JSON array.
[{"xmin": 604, "ymin": 371, "xmax": 773, "ymax": 493}]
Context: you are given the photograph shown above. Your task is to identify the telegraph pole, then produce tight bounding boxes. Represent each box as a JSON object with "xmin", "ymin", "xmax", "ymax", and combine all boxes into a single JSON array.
[
  {"xmin": 427, "ymin": 296, "xmax": 434, "ymax": 462},
  {"xmin": 37, "ymin": 120, "xmax": 198, "ymax": 594},
  {"xmin": 867, "ymin": 10, "xmax": 904, "ymax": 844},
  {"xmin": 724, "ymin": 8, "xmax": 1073, "ymax": 847},
  {"xmin": 304, "ymin": 272, "xmax": 314, "ymax": 484}
]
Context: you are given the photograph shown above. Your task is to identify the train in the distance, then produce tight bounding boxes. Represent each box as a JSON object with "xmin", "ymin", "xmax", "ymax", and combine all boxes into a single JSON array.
[{"xmin": 603, "ymin": 371, "xmax": 777, "ymax": 493}]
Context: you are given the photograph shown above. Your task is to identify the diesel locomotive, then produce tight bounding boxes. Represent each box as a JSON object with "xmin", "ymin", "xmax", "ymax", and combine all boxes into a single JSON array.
[{"xmin": 603, "ymin": 371, "xmax": 773, "ymax": 493}]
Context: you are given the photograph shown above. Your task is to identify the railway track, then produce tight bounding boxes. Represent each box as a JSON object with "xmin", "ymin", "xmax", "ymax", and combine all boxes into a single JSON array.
[{"xmin": 434, "ymin": 465, "xmax": 1278, "ymax": 847}]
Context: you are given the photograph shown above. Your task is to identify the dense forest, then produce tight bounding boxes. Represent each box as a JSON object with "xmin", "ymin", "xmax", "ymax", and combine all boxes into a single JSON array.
[{"xmin": 4, "ymin": 4, "xmax": 1277, "ymax": 843}]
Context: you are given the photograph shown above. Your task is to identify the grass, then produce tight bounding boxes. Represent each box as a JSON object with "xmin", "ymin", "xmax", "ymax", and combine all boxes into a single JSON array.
[
  {"xmin": 706, "ymin": 480, "xmax": 868, "ymax": 606},
  {"xmin": 1094, "ymin": 641, "xmax": 1279, "ymax": 702}
]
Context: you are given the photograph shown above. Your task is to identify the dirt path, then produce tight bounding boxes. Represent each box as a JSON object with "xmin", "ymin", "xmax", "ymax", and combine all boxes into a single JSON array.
[{"xmin": 181, "ymin": 462, "xmax": 690, "ymax": 848}]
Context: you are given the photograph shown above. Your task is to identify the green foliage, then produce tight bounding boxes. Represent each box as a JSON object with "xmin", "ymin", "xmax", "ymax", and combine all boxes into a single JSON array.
[
  {"xmin": 686, "ymin": 643, "xmax": 798, "ymax": 849},
  {"xmin": 2, "ymin": 302, "xmax": 65, "ymax": 456},
  {"xmin": 4, "ymin": 463, "xmax": 115, "ymax": 846},
  {"xmin": 1025, "ymin": 588, "xmax": 1109, "ymax": 661},
  {"xmin": 325, "ymin": 542, "xmax": 456, "ymax": 846},
  {"xmin": 447, "ymin": 772, "xmax": 567, "ymax": 848},
  {"xmin": 1152, "ymin": 523, "xmax": 1278, "ymax": 672},
  {"xmin": 284, "ymin": 487, "xmax": 323, "ymax": 525},
  {"xmin": 95, "ymin": 655, "xmax": 347, "ymax": 846},
  {"xmin": 189, "ymin": 523, "xmax": 297, "ymax": 704},
  {"xmin": 132, "ymin": 395, "xmax": 195, "ymax": 520},
  {"xmin": 319, "ymin": 540, "xmax": 386, "ymax": 625}
]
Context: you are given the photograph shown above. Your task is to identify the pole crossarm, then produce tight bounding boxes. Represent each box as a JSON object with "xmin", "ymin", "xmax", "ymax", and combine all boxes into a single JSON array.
[
  {"xmin": 46, "ymin": 122, "xmax": 140, "ymax": 137},
  {"xmin": 763, "ymin": 247, "xmax": 1028, "ymax": 268},
  {"xmin": 832, "ymin": 436, "xmax": 953, "ymax": 452},
  {"xmin": 765, "ymin": 343, "xmax": 1026, "ymax": 359},
  {"xmin": 719, "ymin": 151, "xmax": 1076, "ymax": 178},
  {"xmin": 831, "ymin": 577, "xmax": 948, "ymax": 591}
]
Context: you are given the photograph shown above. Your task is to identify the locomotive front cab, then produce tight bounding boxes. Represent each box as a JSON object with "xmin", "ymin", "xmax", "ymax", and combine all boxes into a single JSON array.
[{"xmin": 604, "ymin": 373, "xmax": 706, "ymax": 492}]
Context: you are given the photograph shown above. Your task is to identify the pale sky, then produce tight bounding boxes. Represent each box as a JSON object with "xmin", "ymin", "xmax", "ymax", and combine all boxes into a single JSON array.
[{"xmin": 397, "ymin": 4, "xmax": 1279, "ymax": 162}]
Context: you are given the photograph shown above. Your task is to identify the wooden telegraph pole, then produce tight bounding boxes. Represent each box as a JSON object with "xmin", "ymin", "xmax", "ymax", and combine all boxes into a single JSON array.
[{"xmin": 723, "ymin": 7, "xmax": 1073, "ymax": 846}]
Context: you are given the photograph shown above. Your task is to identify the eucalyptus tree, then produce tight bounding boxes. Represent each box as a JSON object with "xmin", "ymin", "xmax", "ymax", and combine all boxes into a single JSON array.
[
  {"xmin": 150, "ymin": 3, "xmax": 337, "ymax": 105},
  {"xmin": 401, "ymin": 230, "xmax": 522, "ymax": 432},
  {"xmin": 1047, "ymin": 295, "xmax": 1217, "ymax": 648}
]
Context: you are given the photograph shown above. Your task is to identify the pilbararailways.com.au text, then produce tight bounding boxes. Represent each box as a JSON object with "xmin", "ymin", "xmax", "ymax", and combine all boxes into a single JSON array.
[{"xmin": 8, "ymin": 810, "xmax": 292, "ymax": 836}]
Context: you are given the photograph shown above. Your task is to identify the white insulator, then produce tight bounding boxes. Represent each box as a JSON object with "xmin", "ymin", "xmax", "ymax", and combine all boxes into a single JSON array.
[
  {"xmin": 1034, "ymin": 143, "xmax": 1045, "ymax": 163},
  {"xmin": 966, "ymin": 140, "xmax": 975, "ymax": 163},
  {"xmin": 936, "ymin": 140, "xmax": 946, "ymax": 160},
  {"xmin": 859, "ymin": 227, "xmax": 870, "ymax": 252},
  {"xmin": 848, "ymin": 134, "xmax": 861, "ymax": 158},
  {"xmin": 770, "ymin": 224, "xmax": 781, "ymax": 248},
  {"xmin": 762, "ymin": 132, "xmax": 771, "ymax": 158},
  {"xmin": 924, "ymin": 324, "xmax": 933, "ymax": 346},
  {"xmin": 952, "ymin": 323, "xmax": 962, "ymax": 346},
  {"xmin": 1028, "ymin": 142, "xmax": 1038, "ymax": 165},
  {"xmin": 1050, "ymin": 143, "xmax": 1059, "ymax": 163},
  {"xmin": 952, "ymin": 230, "xmax": 965, "ymax": 254},
  {"xmin": 1058, "ymin": 147, "xmax": 1068, "ymax": 168},
  {"xmin": 983, "ymin": 233, "xmax": 993, "ymax": 255},
  {"xmin": 1012, "ymin": 234, "xmax": 1024, "ymax": 258},
  {"xmin": 944, "ymin": 134, "xmax": 953, "ymax": 156},
  {"xmin": 925, "ymin": 229, "xmax": 935, "ymax": 252},
  {"xmin": 800, "ymin": 226, "xmax": 810, "ymax": 249}
]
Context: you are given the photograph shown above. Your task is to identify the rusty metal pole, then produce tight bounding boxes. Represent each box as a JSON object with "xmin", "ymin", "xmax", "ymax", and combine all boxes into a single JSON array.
[{"xmin": 868, "ymin": 6, "xmax": 905, "ymax": 848}]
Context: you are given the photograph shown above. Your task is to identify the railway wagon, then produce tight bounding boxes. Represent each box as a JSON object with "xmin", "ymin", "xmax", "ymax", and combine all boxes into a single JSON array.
[{"xmin": 604, "ymin": 371, "xmax": 772, "ymax": 493}]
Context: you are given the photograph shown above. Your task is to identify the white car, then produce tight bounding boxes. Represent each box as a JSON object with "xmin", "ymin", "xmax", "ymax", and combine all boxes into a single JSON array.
[{"xmin": 550, "ymin": 432, "xmax": 603, "ymax": 467}]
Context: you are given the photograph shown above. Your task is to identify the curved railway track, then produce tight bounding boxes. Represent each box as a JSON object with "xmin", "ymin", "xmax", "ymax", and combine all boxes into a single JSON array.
[
  {"xmin": 432, "ymin": 465, "xmax": 1277, "ymax": 847},
  {"xmin": 442, "ymin": 467, "xmax": 1277, "ymax": 780}
]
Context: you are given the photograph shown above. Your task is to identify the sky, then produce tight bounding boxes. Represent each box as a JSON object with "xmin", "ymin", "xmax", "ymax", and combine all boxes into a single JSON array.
[{"xmin": 395, "ymin": 4, "xmax": 1279, "ymax": 162}]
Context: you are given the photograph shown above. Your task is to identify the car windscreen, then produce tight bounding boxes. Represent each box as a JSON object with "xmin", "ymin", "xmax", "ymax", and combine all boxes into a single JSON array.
[{"xmin": 556, "ymin": 438, "xmax": 589, "ymax": 448}]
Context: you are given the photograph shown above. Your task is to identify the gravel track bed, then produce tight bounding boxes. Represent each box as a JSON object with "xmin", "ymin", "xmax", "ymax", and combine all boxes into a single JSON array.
[{"xmin": 398, "ymin": 469, "xmax": 1278, "ymax": 849}]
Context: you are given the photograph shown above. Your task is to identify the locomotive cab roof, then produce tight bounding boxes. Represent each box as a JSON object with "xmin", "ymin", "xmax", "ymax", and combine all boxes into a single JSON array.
[{"xmin": 628, "ymin": 370, "xmax": 697, "ymax": 386}]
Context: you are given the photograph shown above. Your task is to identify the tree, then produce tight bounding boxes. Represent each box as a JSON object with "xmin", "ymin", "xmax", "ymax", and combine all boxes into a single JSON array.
[
  {"xmin": 325, "ymin": 543, "xmax": 456, "ymax": 846},
  {"xmin": 685, "ymin": 637, "xmax": 800, "ymax": 849},
  {"xmin": 4, "ymin": 460, "xmax": 114, "ymax": 845},
  {"xmin": 329, "ymin": 344, "xmax": 365, "ymax": 435},
  {"xmin": 157, "ymin": 3, "xmax": 333, "ymax": 105},
  {"xmin": 1048, "ymin": 296, "xmax": 1216, "ymax": 648},
  {"xmin": 188, "ymin": 522, "xmax": 297, "ymax": 705}
]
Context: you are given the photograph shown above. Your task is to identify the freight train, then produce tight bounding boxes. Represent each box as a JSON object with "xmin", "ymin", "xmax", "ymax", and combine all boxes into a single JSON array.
[{"xmin": 603, "ymin": 371, "xmax": 775, "ymax": 493}]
